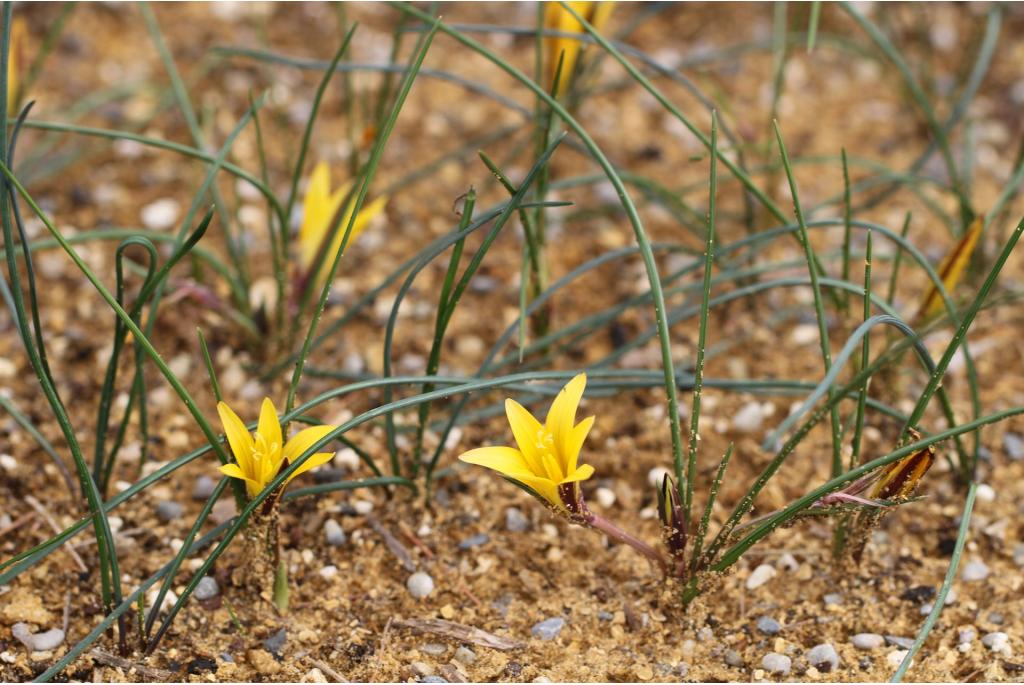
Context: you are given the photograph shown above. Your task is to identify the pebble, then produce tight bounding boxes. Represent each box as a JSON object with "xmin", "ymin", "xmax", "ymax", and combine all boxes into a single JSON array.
[
  {"xmin": 406, "ymin": 572, "xmax": 435, "ymax": 599},
  {"xmin": 776, "ymin": 553, "xmax": 799, "ymax": 572},
  {"xmin": 11, "ymin": 623, "xmax": 65, "ymax": 652},
  {"xmin": 420, "ymin": 643, "xmax": 446, "ymax": 656},
  {"xmin": 594, "ymin": 487, "xmax": 616, "ymax": 508},
  {"xmin": 194, "ymin": 576, "xmax": 220, "ymax": 601},
  {"xmin": 324, "ymin": 519, "xmax": 346, "ymax": 546},
  {"xmin": 852, "ymin": 633, "xmax": 884, "ymax": 650},
  {"xmin": 725, "ymin": 649, "xmax": 744, "ymax": 667},
  {"xmin": 155, "ymin": 500, "xmax": 183, "ymax": 523},
  {"xmin": 353, "ymin": 499, "xmax": 374, "ymax": 515},
  {"xmin": 597, "ymin": 611, "xmax": 614, "ymax": 621},
  {"xmin": 1014, "ymin": 543, "xmax": 1024, "ymax": 567},
  {"xmin": 192, "ymin": 476, "xmax": 216, "ymax": 501},
  {"xmin": 421, "ymin": 677, "xmax": 447, "ymax": 684},
  {"xmin": 647, "ymin": 466, "xmax": 671, "ymax": 487},
  {"xmin": 732, "ymin": 401, "xmax": 766, "ymax": 433},
  {"xmin": 887, "ymin": 650, "xmax": 910, "ymax": 667},
  {"xmin": 961, "ymin": 559, "xmax": 990, "ymax": 582},
  {"xmin": 746, "ymin": 563, "xmax": 777, "ymax": 590},
  {"xmin": 989, "ymin": 612, "xmax": 1005, "ymax": 625},
  {"xmin": 453, "ymin": 646, "xmax": 476, "ymax": 665},
  {"xmin": 982, "ymin": 632, "xmax": 1010, "ymax": 654},
  {"xmin": 975, "ymin": 483, "xmax": 996, "ymax": 502},
  {"xmin": 505, "ymin": 507, "xmax": 530, "ymax": 533},
  {"xmin": 263, "ymin": 627, "xmax": 287, "ymax": 655},
  {"xmin": 319, "ymin": 565, "xmax": 338, "ymax": 580},
  {"xmin": 0, "ymin": 454, "xmax": 14, "ymax": 471},
  {"xmin": 959, "ymin": 628, "xmax": 976, "ymax": 644},
  {"xmin": 531, "ymin": 617, "xmax": 565, "ymax": 641},
  {"xmin": 756, "ymin": 616, "xmax": 782, "ymax": 635},
  {"xmin": 885, "ymin": 636, "xmax": 915, "ymax": 649},
  {"xmin": 806, "ymin": 643, "xmax": 840, "ymax": 672},
  {"xmin": 823, "ymin": 593, "xmax": 843, "ymax": 606},
  {"xmin": 1003, "ymin": 432, "xmax": 1024, "ymax": 460},
  {"xmin": 458, "ymin": 533, "xmax": 489, "ymax": 550},
  {"xmin": 761, "ymin": 653, "xmax": 791, "ymax": 675},
  {"xmin": 140, "ymin": 198, "xmax": 181, "ymax": 231}
]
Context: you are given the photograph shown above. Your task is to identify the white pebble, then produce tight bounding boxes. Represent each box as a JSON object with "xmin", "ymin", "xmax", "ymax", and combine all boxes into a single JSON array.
[
  {"xmin": 0, "ymin": 454, "xmax": 16, "ymax": 471},
  {"xmin": 791, "ymin": 324, "xmax": 819, "ymax": 346},
  {"xmin": 776, "ymin": 553, "xmax": 799, "ymax": 572},
  {"xmin": 982, "ymin": 632, "xmax": 1010, "ymax": 655},
  {"xmin": 961, "ymin": 559, "xmax": 990, "ymax": 582},
  {"xmin": 594, "ymin": 487, "xmax": 616, "ymax": 509},
  {"xmin": 406, "ymin": 572, "xmax": 434, "ymax": 599},
  {"xmin": 319, "ymin": 565, "xmax": 339, "ymax": 580},
  {"xmin": 334, "ymin": 448, "xmax": 360, "ymax": 471},
  {"xmin": 975, "ymin": 484, "xmax": 995, "ymax": 502},
  {"xmin": 11, "ymin": 624, "xmax": 65, "ymax": 652},
  {"xmin": 746, "ymin": 563, "xmax": 777, "ymax": 590},
  {"xmin": 761, "ymin": 653, "xmax": 791, "ymax": 675},
  {"xmin": 140, "ymin": 198, "xmax": 181, "ymax": 231},
  {"xmin": 887, "ymin": 650, "xmax": 911, "ymax": 667},
  {"xmin": 647, "ymin": 466, "xmax": 671, "ymax": 487},
  {"xmin": 732, "ymin": 402, "xmax": 765, "ymax": 433},
  {"xmin": 353, "ymin": 499, "xmax": 374, "ymax": 515},
  {"xmin": 146, "ymin": 587, "xmax": 177, "ymax": 615},
  {"xmin": 851, "ymin": 633, "xmax": 884, "ymax": 650}
]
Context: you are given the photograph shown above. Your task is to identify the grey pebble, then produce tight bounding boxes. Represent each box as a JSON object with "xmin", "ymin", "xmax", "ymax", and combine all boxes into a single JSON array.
[
  {"xmin": 988, "ymin": 612, "xmax": 1004, "ymax": 626},
  {"xmin": 885, "ymin": 635, "xmax": 915, "ymax": 649},
  {"xmin": 263, "ymin": 627, "xmax": 286, "ymax": 654},
  {"xmin": 1013, "ymin": 543, "xmax": 1024, "ymax": 567},
  {"xmin": 458, "ymin": 533, "xmax": 489, "ymax": 550},
  {"xmin": 725, "ymin": 649, "xmax": 744, "ymax": 667},
  {"xmin": 597, "ymin": 611, "xmax": 614, "ymax": 621},
  {"xmin": 982, "ymin": 632, "xmax": 1009, "ymax": 652},
  {"xmin": 806, "ymin": 643, "xmax": 840, "ymax": 672},
  {"xmin": 155, "ymin": 500, "xmax": 183, "ymax": 522},
  {"xmin": 761, "ymin": 653, "xmax": 791, "ymax": 675},
  {"xmin": 192, "ymin": 476, "xmax": 216, "ymax": 501},
  {"xmin": 531, "ymin": 617, "xmax": 565, "ymax": 641},
  {"xmin": 505, "ymin": 507, "xmax": 530, "ymax": 533},
  {"xmin": 1003, "ymin": 432, "xmax": 1024, "ymax": 460},
  {"xmin": 324, "ymin": 519, "xmax": 347, "ymax": 547},
  {"xmin": 421, "ymin": 677, "xmax": 447, "ymax": 684},
  {"xmin": 851, "ymin": 633, "xmax": 884, "ymax": 650},
  {"xmin": 195, "ymin": 576, "xmax": 220, "ymax": 601},
  {"xmin": 697, "ymin": 626, "xmax": 713, "ymax": 642},
  {"xmin": 453, "ymin": 646, "xmax": 476, "ymax": 665},
  {"xmin": 823, "ymin": 593, "xmax": 843, "ymax": 606},
  {"xmin": 959, "ymin": 628, "xmax": 976, "ymax": 644},
  {"xmin": 220, "ymin": 653, "xmax": 234, "ymax": 663},
  {"xmin": 756, "ymin": 616, "xmax": 782, "ymax": 635},
  {"xmin": 11, "ymin": 623, "xmax": 65, "ymax": 652},
  {"xmin": 962, "ymin": 560, "xmax": 990, "ymax": 582},
  {"xmin": 420, "ymin": 643, "xmax": 446, "ymax": 656},
  {"xmin": 407, "ymin": 572, "xmax": 435, "ymax": 599}
]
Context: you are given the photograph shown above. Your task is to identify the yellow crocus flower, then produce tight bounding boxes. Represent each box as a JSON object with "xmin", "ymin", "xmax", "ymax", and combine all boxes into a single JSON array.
[
  {"xmin": 217, "ymin": 397, "xmax": 337, "ymax": 499},
  {"xmin": 459, "ymin": 373, "xmax": 595, "ymax": 511},
  {"xmin": 298, "ymin": 160, "xmax": 387, "ymax": 285},
  {"xmin": 544, "ymin": 1, "xmax": 614, "ymax": 97},
  {"xmin": 7, "ymin": 16, "xmax": 26, "ymax": 116}
]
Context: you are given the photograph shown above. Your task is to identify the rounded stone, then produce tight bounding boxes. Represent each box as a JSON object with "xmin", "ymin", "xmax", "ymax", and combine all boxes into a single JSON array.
[
  {"xmin": 505, "ymin": 507, "xmax": 530, "ymax": 533},
  {"xmin": 746, "ymin": 564, "xmax": 777, "ymax": 590},
  {"xmin": 406, "ymin": 572, "xmax": 435, "ymax": 599},
  {"xmin": 806, "ymin": 643, "xmax": 840, "ymax": 672},
  {"xmin": 192, "ymin": 476, "xmax": 216, "ymax": 501},
  {"xmin": 531, "ymin": 617, "xmax": 565, "ymax": 641},
  {"xmin": 761, "ymin": 653, "xmax": 791, "ymax": 675},
  {"xmin": 194, "ymin": 576, "xmax": 220, "ymax": 601},
  {"xmin": 324, "ymin": 519, "xmax": 346, "ymax": 547},
  {"xmin": 962, "ymin": 560, "xmax": 990, "ymax": 582},
  {"xmin": 756, "ymin": 616, "xmax": 782, "ymax": 635},
  {"xmin": 155, "ymin": 500, "xmax": 183, "ymax": 523},
  {"xmin": 852, "ymin": 633, "xmax": 885, "ymax": 650}
]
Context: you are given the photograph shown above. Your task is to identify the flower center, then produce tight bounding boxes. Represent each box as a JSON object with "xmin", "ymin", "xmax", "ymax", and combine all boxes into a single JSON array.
[{"xmin": 533, "ymin": 429, "xmax": 563, "ymax": 481}]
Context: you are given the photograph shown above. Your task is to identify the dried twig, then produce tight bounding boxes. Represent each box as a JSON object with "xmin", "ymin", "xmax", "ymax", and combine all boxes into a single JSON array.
[
  {"xmin": 89, "ymin": 648, "xmax": 173, "ymax": 680},
  {"xmin": 305, "ymin": 656, "xmax": 349, "ymax": 683},
  {"xmin": 24, "ymin": 495, "xmax": 87, "ymax": 573},
  {"xmin": 0, "ymin": 511, "xmax": 35, "ymax": 539},
  {"xmin": 394, "ymin": 618, "xmax": 525, "ymax": 651},
  {"xmin": 366, "ymin": 515, "xmax": 415, "ymax": 572},
  {"xmin": 397, "ymin": 521, "xmax": 434, "ymax": 559}
]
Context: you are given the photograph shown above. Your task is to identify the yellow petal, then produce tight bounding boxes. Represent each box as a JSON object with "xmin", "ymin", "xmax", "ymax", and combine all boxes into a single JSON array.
[
  {"xmin": 459, "ymin": 446, "xmax": 533, "ymax": 477},
  {"xmin": 545, "ymin": 373, "xmax": 587, "ymax": 464},
  {"xmin": 283, "ymin": 424, "xmax": 337, "ymax": 464},
  {"xmin": 219, "ymin": 463, "xmax": 262, "ymax": 499},
  {"xmin": 257, "ymin": 397, "xmax": 282, "ymax": 450},
  {"xmin": 284, "ymin": 451, "xmax": 335, "ymax": 486},
  {"xmin": 589, "ymin": 2, "xmax": 614, "ymax": 32},
  {"xmin": 917, "ymin": 216, "xmax": 983, "ymax": 320},
  {"xmin": 561, "ymin": 462, "xmax": 595, "ymax": 484},
  {"xmin": 217, "ymin": 401, "xmax": 253, "ymax": 473},
  {"xmin": 564, "ymin": 415, "xmax": 594, "ymax": 476},
  {"xmin": 511, "ymin": 472, "xmax": 563, "ymax": 510},
  {"xmin": 317, "ymin": 193, "xmax": 387, "ymax": 284},
  {"xmin": 298, "ymin": 165, "xmax": 346, "ymax": 270},
  {"xmin": 504, "ymin": 399, "xmax": 545, "ymax": 475}
]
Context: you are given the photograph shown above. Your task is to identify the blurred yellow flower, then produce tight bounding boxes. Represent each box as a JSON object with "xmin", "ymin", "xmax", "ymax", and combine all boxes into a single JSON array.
[
  {"xmin": 544, "ymin": 1, "xmax": 614, "ymax": 97},
  {"xmin": 7, "ymin": 16, "xmax": 26, "ymax": 116},
  {"xmin": 868, "ymin": 441, "xmax": 935, "ymax": 501},
  {"xmin": 298, "ymin": 161, "xmax": 387, "ymax": 285},
  {"xmin": 217, "ymin": 397, "xmax": 336, "ymax": 499},
  {"xmin": 459, "ymin": 373, "xmax": 595, "ymax": 511}
]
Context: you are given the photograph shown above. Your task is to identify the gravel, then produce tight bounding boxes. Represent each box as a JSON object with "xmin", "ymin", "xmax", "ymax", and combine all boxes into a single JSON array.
[
  {"xmin": 806, "ymin": 643, "xmax": 840, "ymax": 672},
  {"xmin": 194, "ymin": 576, "xmax": 220, "ymax": 601},
  {"xmin": 724, "ymin": 649, "xmax": 744, "ymax": 668},
  {"xmin": 406, "ymin": 572, "xmax": 435, "ymax": 599},
  {"xmin": 1014, "ymin": 543, "xmax": 1024, "ymax": 567},
  {"xmin": 453, "ymin": 646, "xmax": 476, "ymax": 665},
  {"xmin": 505, "ymin": 507, "xmax": 530, "ymax": 533},
  {"xmin": 961, "ymin": 559, "xmax": 990, "ymax": 582},
  {"xmin": 11, "ymin": 624, "xmax": 65, "ymax": 652},
  {"xmin": 756, "ymin": 616, "xmax": 781, "ymax": 635},
  {"xmin": 885, "ymin": 636, "xmax": 915, "ymax": 650},
  {"xmin": 531, "ymin": 617, "xmax": 565, "ymax": 641},
  {"xmin": 746, "ymin": 563, "xmax": 776, "ymax": 590},
  {"xmin": 851, "ymin": 633, "xmax": 885, "ymax": 650},
  {"xmin": 732, "ymin": 401, "xmax": 766, "ymax": 433},
  {"xmin": 155, "ymin": 500, "xmax": 183, "ymax": 522},
  {"xmin": 263, "ymin": 627, "xmax": 287, "ymax": 655},
  {"xmin": 1003, "ymin": 432, "xmax": 1024, "ymax": 460},
  {"xmin": 982, "ymin": 632, "xmax": 1010, "ymax": 654},
  {"xmin": 823, "ymin": 593, "xmax": 843, "ymax": 606},
  {"xmin": 761, "ymin": 653, "xmax": 791, "ymax": 675},
  {"xmin": 420, "ymin": 643, "xmax": 446, "ymax": 656},
  {"xmin": 141, "ymin": 198, "xmax": 181, "ymax": 231},
  {"xmin": 192, "ymin": 476, "xmax": 216, "ymax": 500},
  {"xmin": 458, "ymin": 533, "xmax": 489, "ymax": 550},
  {"xmin": 323, "ymin": 519, "xmax": 346, "ymax": 547}
]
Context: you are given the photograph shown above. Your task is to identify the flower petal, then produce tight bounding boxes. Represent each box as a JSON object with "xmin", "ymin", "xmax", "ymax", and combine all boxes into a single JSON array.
[
  {"xmin": 504, "ymin": 399, "xmax": 545, "ymax": 475},
  {"xmin": 284, "ymin": 424, "xmax": 336, "ymax": 464},
  {"xmin": 257, "ymin": 397, "xmax": 282, "ymax": 451},
  {"xmin": 545, "ymin": 373, "xmax": 586, "ymax": 462},
  {"xmin": 512, "ymin": 472, "xmax": 563, "ymax": 510},
  {"xmin": 217, "ymin": 401, "xmax": 253, "ymax": 474},
  {"xmin": 560, "ymin": 462, "xmax": 595, "ymax": 484},
  {"xmin": 564, "ymin": 415, "xmax": 595, "ymax": 477},
  {"xmin": 219, "ymin": 463, "xmax": 261, "ymax": 499},
  {"xmin": 458, "ymin": 446, "xmax": 532, "ymax": 477},
  {"xmin": 284, "ymin": 451, "xmax": 335, "ymax": 486}
]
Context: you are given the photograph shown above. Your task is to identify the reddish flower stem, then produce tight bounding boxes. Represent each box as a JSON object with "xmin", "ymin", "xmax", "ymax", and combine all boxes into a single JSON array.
[{"xmin": 586, "ymin": 513, "xmax": 668, "ymax": 572}]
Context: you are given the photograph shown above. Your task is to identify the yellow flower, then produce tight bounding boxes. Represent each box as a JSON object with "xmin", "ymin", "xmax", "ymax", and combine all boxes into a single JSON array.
[
  {"xmin": 217, "ymin": 397, "xmax": 337, "ymax": 499},
  {"xmin": 298, "ymin": 161, "xmax": 387, "ymax": 286},
  {"xmin": 868, "ymin": 441, "xmax": 935, "ymax": 502},
  {"xmin": 7, "ymin": 16, "xmax": 26, "ymax": 116},
  {"xmin": 459, "ymin": 374, "xmax": 595, "ymax": 511},
  {"xmin": 544, "ymin": 1, "xmax": 614, "ymax": 97}
]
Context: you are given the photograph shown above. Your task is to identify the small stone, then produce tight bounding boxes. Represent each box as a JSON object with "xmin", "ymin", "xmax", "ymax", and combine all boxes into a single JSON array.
[
  {"xmin": 324, "ymin": 519, "xmax": 347, "ymax": 546},
  {"xmin": 352, "ymin": 499, "xmax": 373, "ymax": 515},
  {"xmin": 411, "ymin": 662, "xmax": 433, "ymax": 677},
  {"xmin": 304, "ymin": 667, "xmax": 328, "ymax": 683},
  {"xmin": 1014, "ymin": 543, "xmax": 1024, "ymax": 567},
  {"xmin": 421, "ymin": 643, "xmax": 446, "ymax": 656},
  {"xmin": 725, "ymin": 649, "xmax": 744, "ymax": 667},
  {"xmin": 756, "ymin": 616, "xmax": 782, "ymax": 635},
  {"xmin": 982, "ymin": 632, "xmax": 1010, "ymax": 654},
  {"xmin": 887, "ymin": 650, "xmax": 910, "ymax": 668},
  {"xmin": 647, "ymin": 466, "xmax": 671, "ymax": 487},
  {"xmin": 263, "ymin": 627, "xmax": 287, "ymax": 655},
  {"xmin": 594, "ymin": 487, "xmax": 616, "ymax": 508},
  {"xmin": 1003, "ymin": 432, "xmax": 1024, "ymax": 460},
  {"xmin": 598, "ymin": 611, "xmax": 614, "ymax": 621},
  {"xmin": 0, "ymin": 454, "xmax": 15, "ymax": 471},
  {"xmin": 806, "ymin": 643, "xmax": 840, "ymax": 672},
  {"xmin": 11, "ymin": 624, "xmax": 65, "ymax": 652},
  {"xmin": 975, "ymin": 484, "xmax": 996, "ymax": 502},
  {"xmin": 406, "ymin": 572, "xmax": 435, "ymax": 599},
  {"xmin": 635, "ymin": 664, "xmax": 654, "ymax": 681},
  {"xmin": 989, "ymin": 612, "xmax": 1004, "ymax": 625},
  {"xmin": 155, "ymin": 500, "xmax": 183, "ymax": 523},
  {"xmin": 961, "ymin": 559, "xmax": 990, "ymax": 582},
  {"xmin": 141, "ymin": 198, "xmax": 181, "ymax": 231},
  {"xmin": 776, "ymin": 553, "xmax": 799, "ymax": 571},
  {"xmin": 885, "ymin": 636, "xmax": 915, "ymax": 649},
  {"xmin": 505, "ymin": 507, "xmax": 530, "ymax": 533},
  {"xmin": 194, "ymin": 576, "xmax": 220, "ymax": 601},
  {"xmin": 531, "ymin": 617, "xmax": 565, "ymax": 641},
  {"xmin": 192, "ymin": 476, "xmax": 216, "ymax": 501},
  {"xmin": 697, "ymin": 626, "xmax": 713, "ymax": 642},
  {"xmin": 852, "ymin": 633, "xmax": 884, "ymax": 650},
  {"xmin": 746, "ymin": 563, "xmax": 777, "ymax": 590},
  {"xmin": 959, "ymin": 628, "xmax": 976, "ymax": 644},
  {"xmin": 458, "ymin": 533, "xmax": 489, "ymax": 550},
  {"xmin": 453, "ymin": 646, "xmax": 476, "ymax": 665},
  {"xmin": 761, "ymin": 653, "xmax": 791, "ymax": 675},
  {"xmin": 421, "ymin": 677, "xmax": 447, "ymax": 684},
  {"xmin": 248, "ymin": 649, "xmax": 281, "ymax": 675},
  {"xmin": 319, "ymin": 565, "xmax": 338, "ymax": 580},
  {"xmin": 823, "ymin": 593, "xmax": 843, "ymax": 606},
  {"xmin": 732, "ymin": 401, "xmax": 765, "ymax": 433}
]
